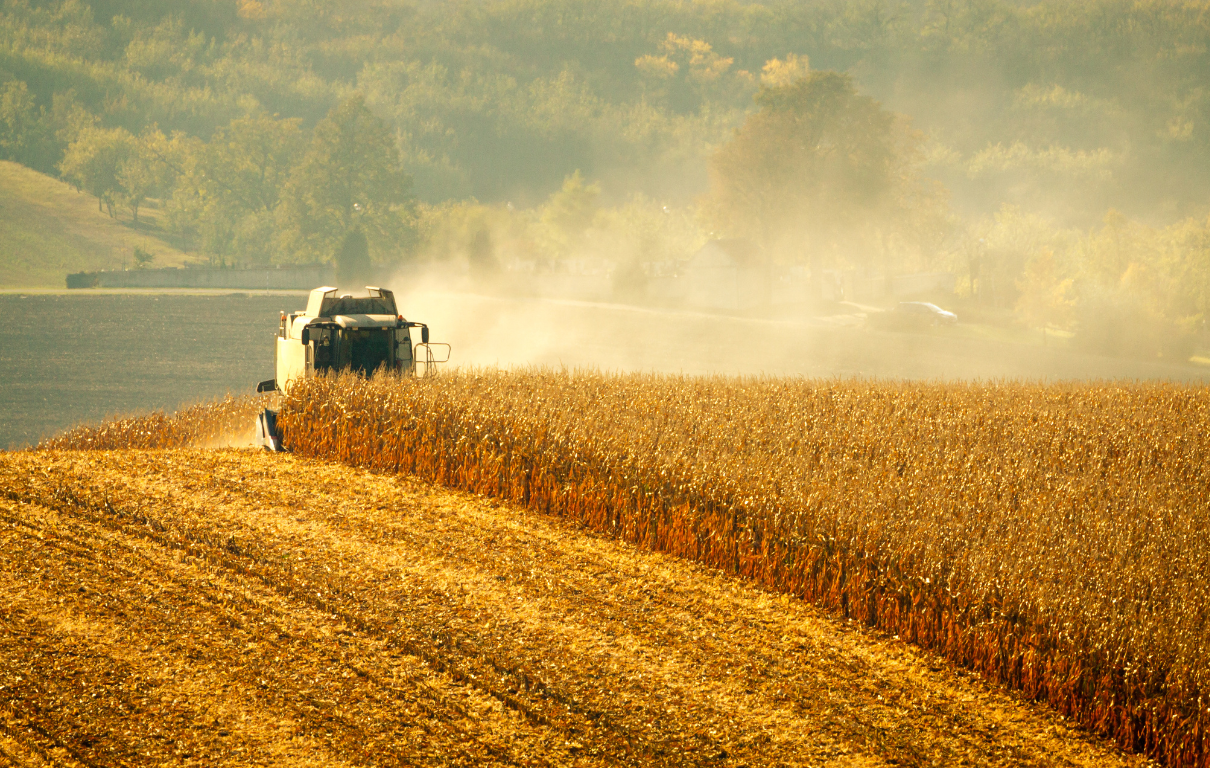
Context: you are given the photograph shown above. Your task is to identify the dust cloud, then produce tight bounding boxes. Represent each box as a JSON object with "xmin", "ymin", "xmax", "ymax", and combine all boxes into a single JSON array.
[
  {"xmin": 377, "ymin": 266, "xmax": 1210, "ymax": 383},
  {"xmin": 196, "ymin": 427, "xmax": 258, "ymax": 450}
]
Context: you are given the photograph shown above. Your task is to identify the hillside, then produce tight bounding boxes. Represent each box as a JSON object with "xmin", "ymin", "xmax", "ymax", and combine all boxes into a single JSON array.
[
  {"xmin": 0, "ymin": 160, "xmax": 189, "ymax": 287},
  {"xmin": 3, "ymin": 0, "xmax": 1210, "ymax": 221},
  {"xmin": 0, "ymin": 449, "xmax": 1145, "ymax": 767}
]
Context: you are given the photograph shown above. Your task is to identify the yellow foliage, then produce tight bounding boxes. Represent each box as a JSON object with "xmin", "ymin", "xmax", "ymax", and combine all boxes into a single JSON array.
[
  {"xmin": 634, "ymin": 54, "xmax": 678, "ymax": 79},
  {"xmin": 760, "ymin": 54, "xmax": 810, "ymax": 87},
  {"xmin": 637, "ymin": 33, "xmax": 733, "ymax": 83},
  {"xmin": 237, "ymin": 0, "xmax": 268, "ymax": 20},
  {"xmin": 1015, "ymin": 248, "xmax": 1075, "ymax": 333}
]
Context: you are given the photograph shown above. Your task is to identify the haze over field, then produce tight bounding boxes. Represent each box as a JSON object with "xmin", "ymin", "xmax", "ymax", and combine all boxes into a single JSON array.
[
  {"xmin": 0, "ymin": 0, "xmax": 1207, "ymax": 367},
  {"xmin": 399, "ymin": 284, "xmax": 1210, "ymax": 382},
  {"xmin": 4, "ymin": 287, "xmax": 1208, "ymax": 451}
]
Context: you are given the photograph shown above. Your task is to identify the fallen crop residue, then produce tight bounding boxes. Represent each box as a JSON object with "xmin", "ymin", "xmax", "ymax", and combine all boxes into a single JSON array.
[
  {"xmin": 0, "ymin": 450, "xmax": 1141, "ymax": 766},
  {"xmin": 276, "ymin": 370, "xmax": 1209, "ymax": 768}
]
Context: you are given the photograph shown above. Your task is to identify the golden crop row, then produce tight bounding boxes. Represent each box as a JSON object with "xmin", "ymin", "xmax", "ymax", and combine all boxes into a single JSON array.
[
  {"xmin": 40, "ymin": 395, "xmax": 267, "ymax": 451},
  {"xmin": 277, "ymin": 369, "xmax": 1209, "ymax": 768}
]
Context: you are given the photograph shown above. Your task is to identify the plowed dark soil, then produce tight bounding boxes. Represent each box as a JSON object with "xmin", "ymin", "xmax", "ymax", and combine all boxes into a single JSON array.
[{"xmin": 0, "ymin": 450, "xmax": 1146, "ymax": 767}]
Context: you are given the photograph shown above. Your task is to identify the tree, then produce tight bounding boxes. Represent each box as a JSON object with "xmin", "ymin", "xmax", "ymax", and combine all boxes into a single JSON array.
[
  {"xmin": 633, "ymin": 33, "xmax": 745, "ymax": 111},
  {"xmin": 59, "ymin": 126, "xmax": 136, "ymax": 217},
  {"xmin": 117, "ymin": 149, "xmax": 156, "ymax": 224},
  {"xmin": 536, "ymin": 170, "xmax": 600, "ymax": 260},
  {"xmin": 117, "ymin": 129, "xmax": 178, "ymax": 225},
  {"xmin": 1015, "ymin": 248, "xmax": 1074, "ymax": 342},
  {"xmin": 169, "ymin": 114, "xmax": 304, "ymax": 264},
  {"xmin": 277, "ymin": 95, "xmax": 413, "ymax": 266},
  {"xmin": 760, "ymin": 54, "xmax": 810, "ymax": 88},
  {"xmin": 593, "ymin": 194, "xmax": 707, "ymax": 300},
  {"xmin": 980, "ymin": 204, "xmax": 1069, "ymax": 308},
  {"xmin": 701, "ymin": 71, "xmax": 927, "ymax": 276},
  {"xmin": 206, "ymin": 115, "xmax": 304, "ymax": 214},
  {"xmin": 133, "ymin": 245, "xmax": 155, "ymax": 268},
  {"xmin": 636, "ymin": 33, "xmax": 734, "ymax": 84},
  {"xmin": 466, "ymin": 224, "xmax": 498, "ymax": 281},
  {"xmin": 0, "ymin": 80, "xmax": 69, "ymax": 174},
  {"xmin": 0, "ymin": 80, "xmax": 36, "ymax": 159},
  {"xmin": 1162, "ymin": 213, "xmax": 1210, "ymax": 322},
  {"xmin": 0, "ymin": 80, "xmax": 56, "ymax": 171},
  {"xmin": 335, "ymin": 227, "xmax": 372, "ymax": 287}
]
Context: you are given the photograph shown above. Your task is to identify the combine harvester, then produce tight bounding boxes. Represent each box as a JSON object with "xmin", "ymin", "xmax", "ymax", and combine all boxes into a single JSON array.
[{"xmin": 254, "ymin": 286, "xmax": 450, "ymax": 450}]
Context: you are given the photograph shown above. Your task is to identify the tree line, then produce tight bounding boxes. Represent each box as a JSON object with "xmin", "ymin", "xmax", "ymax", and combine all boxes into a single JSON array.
[
  {"xmin": 2, "ymin": 0, "xmax": 1208, "ymax": 218},
  {"xmin": 54, "ymin": 96, "xmax": 411, "ymax": 276},
  {"xmin": 1, "ymin": 0, "xmax": 1209, "ymax": 357}
]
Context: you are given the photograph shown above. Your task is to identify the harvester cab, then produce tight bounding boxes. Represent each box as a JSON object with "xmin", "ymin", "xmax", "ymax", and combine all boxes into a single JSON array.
[{"xmin": 253, "ymin": 285, "xmax": 450, "ymax": 450}]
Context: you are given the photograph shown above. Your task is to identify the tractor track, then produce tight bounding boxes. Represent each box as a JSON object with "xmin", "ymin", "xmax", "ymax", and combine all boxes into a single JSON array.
[{"xmin": 0, "ymin": 449, "xmax": 1149, "ymax": 767}]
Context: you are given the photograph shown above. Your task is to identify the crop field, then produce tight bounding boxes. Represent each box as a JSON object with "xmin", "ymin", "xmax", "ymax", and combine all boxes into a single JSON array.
[
  {"xmin": 264, "ymin": 370, "xmax": 1205, "ymax": 768},
  {"xmin": 8, "ymin": 289, "xmax": 1210, "ymax": 451},
  {"xmin": 21, "ymin": 369, "xmax": 1210, "ymax": 766},
  {"xmin": 0, "ymin": 449, "xmax": 1142, "ymax": 766},
  {"xmin": 39, "ymin": 394, "xmax": 266, "ymax": 451}
]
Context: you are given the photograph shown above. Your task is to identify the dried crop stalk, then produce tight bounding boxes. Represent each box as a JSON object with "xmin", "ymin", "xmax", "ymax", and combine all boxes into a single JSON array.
[
  {"xmin": 40, "ymin": 395, "xmax": 268, "ymax": 450},
  {"xmin": 277, "ymin": 370, "xmax": 1210, "ymax": 767},
  {"xmin": 49, "ymin": 369, "xmax": 1208, "ymax": 767}
]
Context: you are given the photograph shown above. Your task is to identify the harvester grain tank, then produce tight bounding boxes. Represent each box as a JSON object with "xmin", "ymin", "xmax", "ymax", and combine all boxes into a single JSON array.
[{"xmin": 254, "ymin": 285, "xmax": 449, "ymax": 450}]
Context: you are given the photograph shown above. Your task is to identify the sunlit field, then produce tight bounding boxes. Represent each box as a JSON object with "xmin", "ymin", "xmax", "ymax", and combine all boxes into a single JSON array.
[
  {"xmin": 0, "ymin": 446, "xmax": 1141, "ymax": 766},
  {"xmin": 46, "ymin": 369, "xmax": 1210, "ymax": 767}
]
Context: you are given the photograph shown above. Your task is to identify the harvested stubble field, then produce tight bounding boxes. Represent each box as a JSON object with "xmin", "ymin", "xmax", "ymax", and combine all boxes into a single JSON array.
[
  {"xmin": 14, "ymin": 369, "xmax": 1208, "ymax": 766},
  {"xmin": 0, "ymin": 449, "xmax": 1143, "ymax": 767}
]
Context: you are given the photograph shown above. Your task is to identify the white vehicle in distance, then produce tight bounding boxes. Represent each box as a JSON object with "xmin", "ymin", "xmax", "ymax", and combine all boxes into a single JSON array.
[{"xmin": 893, "ymin": 301, "xmax": 959, "ymax": 327}]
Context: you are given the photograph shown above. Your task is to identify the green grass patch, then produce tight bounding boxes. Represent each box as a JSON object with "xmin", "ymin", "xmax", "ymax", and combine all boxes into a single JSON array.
[{"xmin": 0, "ymin": 160, "xmax": 191, "ymax": 288}]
